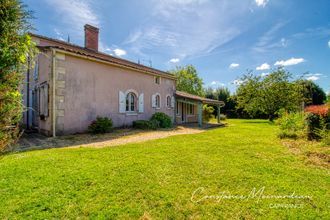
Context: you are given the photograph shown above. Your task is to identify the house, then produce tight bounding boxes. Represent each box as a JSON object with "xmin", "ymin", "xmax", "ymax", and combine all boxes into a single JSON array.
[{"xmin": 23, "ymin": 24, "xmax": 224, "ymax": 136}]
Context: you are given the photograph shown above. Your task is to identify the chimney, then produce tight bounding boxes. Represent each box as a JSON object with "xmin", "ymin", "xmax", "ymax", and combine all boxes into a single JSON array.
[{"xmin": 84, "ymin": 24, "xmax": 99, "ymax": 51}]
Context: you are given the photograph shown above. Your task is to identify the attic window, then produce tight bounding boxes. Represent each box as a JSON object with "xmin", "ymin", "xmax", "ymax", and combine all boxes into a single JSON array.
[{"xmin": 155, "ymin": 76, "xmax": 161, "ymax": 84}]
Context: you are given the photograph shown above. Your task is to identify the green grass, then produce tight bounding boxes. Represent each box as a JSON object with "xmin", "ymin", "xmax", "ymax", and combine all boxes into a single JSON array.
[{"xmin": 0, "ymin": 119, "xmax": 329, "ymax": 219}]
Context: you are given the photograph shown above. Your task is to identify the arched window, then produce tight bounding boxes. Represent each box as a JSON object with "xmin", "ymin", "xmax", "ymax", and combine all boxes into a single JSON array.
[
  {"xmin": 126, "ymin": 92, "xmax": 137, "ymax": 112},
  {"xmin": 166, "ymin": 95, "xmax": 171, "ymax": 108},
  {"xmin": 155, "ymin": 94, "xmax": 160, "ymax": 108}
]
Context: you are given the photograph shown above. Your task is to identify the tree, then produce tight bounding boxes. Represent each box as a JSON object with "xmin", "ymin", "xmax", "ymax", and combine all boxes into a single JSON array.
[
  {"xmin": 0, "ymin": 0, "xmax": 36, "ymax": 151},
  {"xmin": 236, "ymin": 69, "xmax": 302, "ymax": 121},
  {"xmin": 214, "ymin": 87, "xmax": 230, "ymax": 105},
  {"xmin": 204, "ymin": 87, "xmax": 216, "ymax": 100},
  {"xmin": 295, "ymin": 79, "xmax": 327, "ymax": 106},
  {"xmin": 170, "ymin": 65, "xmax": 204, "ymax": 96}
]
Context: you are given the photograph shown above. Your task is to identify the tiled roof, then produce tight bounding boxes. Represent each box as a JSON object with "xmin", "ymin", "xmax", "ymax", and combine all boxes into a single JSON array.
[
  {"xmin": 30, "ymin": 33, "xmax": 176, "ymax": 79},
  {"xmin": 175, "ymin": 91, "xmax": 225, "ymax": 106}
]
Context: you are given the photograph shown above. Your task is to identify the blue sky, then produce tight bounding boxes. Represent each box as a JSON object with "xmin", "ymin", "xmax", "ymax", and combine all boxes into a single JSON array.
[{"xmin": 24, "ymin": 0, "xmax": 330, "ymax": 93}]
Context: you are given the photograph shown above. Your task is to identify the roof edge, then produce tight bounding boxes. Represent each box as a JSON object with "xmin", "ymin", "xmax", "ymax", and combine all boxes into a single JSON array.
[{"xmin": 29, "ymin": 32, "xmax": 176, "ymax": 80}]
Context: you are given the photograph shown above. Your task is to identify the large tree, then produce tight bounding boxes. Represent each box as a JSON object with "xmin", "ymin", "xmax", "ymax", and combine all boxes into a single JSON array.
[
  {"xmin": 236, "ymin": 69, "xmax": 302, "ymax": 121},
  {"xmin": 170, "ymin": 65, "xmax": 204, "ymax": 96},
  {"xmin": 204, "ymin": 86, "xmax": 232, "ymax": 113},
  {"xmin": 0, "ymin": 0, "xmax": 35, "ymax": 151},
  {"xmin": 296, "ymin": 79, "xmax": 327, "ymax": 106}
]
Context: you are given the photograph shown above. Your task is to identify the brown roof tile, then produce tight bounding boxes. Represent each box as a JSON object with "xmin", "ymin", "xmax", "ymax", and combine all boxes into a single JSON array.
[
  {"xmin": 30, "ymin": 33, "xmax": 176, "ymax": 79},
  {"xmin": 175, "ymin": 91, "xmax": 225, "ymax": 105}
]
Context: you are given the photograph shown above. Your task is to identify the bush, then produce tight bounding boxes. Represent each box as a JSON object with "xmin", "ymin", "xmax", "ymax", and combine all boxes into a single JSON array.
[
  {"xmin": 150, "ymin": 112, "xmax": 172, "ymax": 128},
  {"xmin": 203, "ymin": 105, "xmax": 214, "ymax": 122},
  {"xmin": 276, "ymin": 111, "xmax": 306, "ymax": 139},
  {"xmin": 305, "ymin": 113, "xmax": 323, "ymax": 140},
  {"xmin": 133, "ymin": 120, "xmax": 158, "ymax": 130},
  {"xmin": 0, "ymin": 1, "xmax": 37, "ymax": 152},
  {"xmin": 315, "ymin": 129, "xmax": 330, "ymax": 146},
  {"xmin": 278, "ymin": 130, "xmax": 299, "ymax": 139},
  {"xmin": 88, "ymin": 117, "xmax": 113, "ymax": 134},
  {"xmin": 305, "ymin": 105, "xmax": 329, "ymax": 117}
]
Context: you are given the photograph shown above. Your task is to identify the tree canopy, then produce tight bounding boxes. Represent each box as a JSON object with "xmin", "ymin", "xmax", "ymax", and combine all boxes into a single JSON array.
[
  {"xmin": 170, "ymin": 65, "xmax": 204, "ymax": 96},
  {"xmin": 296, "ymin": 79, "xmax": 327, "ymax": 106},
  {"xmin": 235, "ymin": 69, "xmax": 303, "ymax": 121},
  {"xmin": 0, "ymin": 0, "xmax": 36, "ymax": 151}
]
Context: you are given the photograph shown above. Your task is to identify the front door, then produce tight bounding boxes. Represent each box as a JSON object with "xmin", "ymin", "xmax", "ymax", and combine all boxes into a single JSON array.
[{"xmin": 181, "ymin": 103, "xmax": 186, "ymax": 122}]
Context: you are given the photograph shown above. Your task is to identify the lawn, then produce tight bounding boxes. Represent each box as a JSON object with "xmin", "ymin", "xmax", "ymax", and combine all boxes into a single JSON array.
[{"xmin": 0, "ymin": 119, "xmax": 329, "ymax": 219}]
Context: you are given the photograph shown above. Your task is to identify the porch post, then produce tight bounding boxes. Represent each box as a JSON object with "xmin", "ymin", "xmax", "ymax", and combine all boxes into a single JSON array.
[
  {"xmin": 217, "ymin": 104, "xmax": 220, "ymax": 123},
  {"xmin": 198, "ymin": 102, "xmax": 203, "ymax": 127}
]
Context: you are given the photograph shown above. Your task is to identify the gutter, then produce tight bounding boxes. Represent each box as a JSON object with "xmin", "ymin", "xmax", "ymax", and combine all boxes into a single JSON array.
[{"xmin": 51, "ymin": 49, "xmax": 56, "ymax": 137}]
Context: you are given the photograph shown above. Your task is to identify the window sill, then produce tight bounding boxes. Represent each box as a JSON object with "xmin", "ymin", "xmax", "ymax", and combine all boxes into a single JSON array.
[{"xmin": 125, "ymin": 112, "xmax": 138, "ymax": 116}]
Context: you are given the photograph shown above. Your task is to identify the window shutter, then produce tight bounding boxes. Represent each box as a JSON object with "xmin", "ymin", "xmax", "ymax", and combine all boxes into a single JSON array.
[
  {"xmin": 151, "ymin": 94, "xmax": 156, "ymax": 108},
  {"xmin": 119, "ymin": 91, "xmax": 125, "ymax": 113},
  {"xmin": 138, "ymin": 93, "xmax": 144, "ymax": 113},
  {"xmin": 171, "ymin": 96, "xmax": 175, "ymax": 108}
]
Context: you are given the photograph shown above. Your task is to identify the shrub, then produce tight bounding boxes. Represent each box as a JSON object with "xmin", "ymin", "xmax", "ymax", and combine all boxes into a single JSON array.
[
  {"xmin": 276, "ymin": 111, "xmax": 306, "ymax": 139},
  {"xmin": 305, "ymin": 105, "xmax": 329, "ymax": 117},
  {"xmin": 88, "ymin": 117, "xmax": 113, "ymax": 134},
  {"xmin": 150, "ymin": 112, "xmax": 172, "ymax": 128},
  {"xmin": 278, "ymin": 130, "xmax": 299, "ymax": 139},
  {"xmin": 219, "ymin": 114, "xmax": 227, "ymax": 120},
  {"xmin": 203, "ymin": 105, "xmax": 214, "ymax": 122},
  {"xmin": 315, "ymin": 129, "xmax": 330, "ymax": 146},
  {"xmin": 306, "ymin": 113, "xmax": 324, "ymax": 140},
  {"xmin": 133, "ymin": 120, "xmax": 158, "ymax": 130},
  {"xmin": 0, "ymin": 1, "xmax": 37, "ymax": 152}
]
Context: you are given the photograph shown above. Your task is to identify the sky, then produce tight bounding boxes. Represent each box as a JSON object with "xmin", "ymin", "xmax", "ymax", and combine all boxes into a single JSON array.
[{"xmin": 24, "ymin": 0, "xmax": 330, "ymax": 94}]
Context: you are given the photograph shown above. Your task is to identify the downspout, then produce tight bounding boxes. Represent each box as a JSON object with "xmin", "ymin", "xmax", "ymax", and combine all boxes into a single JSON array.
[
  {"xmin": 51, "ymin": 49, "xmax": 56, "ymax": 137},
  {"xmin": 26, "ymin": 57, "xmax": 30, "ymax": 129},
  {"xmin": 217, "ymin": 104, "xmax": 220, "ymax": 124}
]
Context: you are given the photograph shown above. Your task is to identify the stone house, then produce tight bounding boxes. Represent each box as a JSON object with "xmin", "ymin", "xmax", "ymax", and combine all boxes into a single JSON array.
[{"xmin": 23, "ymin": 24, "xmax": 223, "ymax": 136}]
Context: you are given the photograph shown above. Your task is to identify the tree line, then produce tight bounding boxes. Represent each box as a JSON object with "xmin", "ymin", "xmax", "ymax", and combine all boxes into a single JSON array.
[{"xmin": 171, "ymin": 65, "xmax": 328, "ymax": 121}]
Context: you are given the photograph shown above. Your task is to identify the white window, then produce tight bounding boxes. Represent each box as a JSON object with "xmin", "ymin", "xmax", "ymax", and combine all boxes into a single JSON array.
[
  {"xmin": 126, "ymin": 92, "xmax": 137, "ymax": 112},
  {"xmin": 152, "ymin": 93, "xmax": 161, "ymax": 108},
  {"xmin": 39, "ymin": 83, "xmax": 48, "ymax": 118},
  {"xmin": 155, "ymin": 76, "xmax": 161, "ymax": 84},
  {"xmin": 166, "ymin": 95, "xmax": 171, "ymax": 108},
  {"xmin": 155, "ymin": 94, "xmax": 160, "ymax": 108}
]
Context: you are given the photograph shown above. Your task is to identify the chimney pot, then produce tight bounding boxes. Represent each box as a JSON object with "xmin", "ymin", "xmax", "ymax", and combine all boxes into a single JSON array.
[{"xmin": 84, "ymin": 24, "xmax": 99, "ymax": 51}]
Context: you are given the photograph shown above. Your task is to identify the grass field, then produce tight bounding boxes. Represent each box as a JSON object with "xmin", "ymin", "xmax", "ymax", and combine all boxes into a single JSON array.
[{"xmin": 0, "ymin": 120, "xmax": 329, "ymax": 219}]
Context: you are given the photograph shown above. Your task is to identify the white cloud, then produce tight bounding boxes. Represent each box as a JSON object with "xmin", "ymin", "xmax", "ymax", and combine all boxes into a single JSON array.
[
  {"xmin": 328, "ymin": 40, "xmax": 330, "ymax": 48},
  {"xmin": 124, "ymin": 1, "xmax": 249, "ymax": 58},
  {"xmin": 233, "ymin": 79, "xmax": 244, "ymax": 86},
  {"xmin": 261, "ymin": 72, "xmax": 270, "ymax": 77},
  {"xmin": 281, "ymin": 38, "xmax": 288, "ymax": 47},
  {"xmin": 54, "ymin": 28, "xmax": 65, "ymax": 41},
  {"xmin": 274, "ymin": 57, "xmax": 305, "ymax": 66},
  {"xmin": 210, "ymin": 81, "xmax": 225, "ymax": 87},
  {"xmin": 169, "ymin": 58, "xmax": 180, "ymax": 63},
  {"xmin": 256, "ymin": 63, "xmax": 270, "ymax": 70},
  {"xmin": 229, "ymin": 63, "xmax": 239, "ymax": 69},
  {"xmin": 113, "ymin": 48, "xmax": 127, "ymax": 57},
  {"xmin": 252, "ymin": 22, "xmax": 287, "ymax": 53},
  {"xmin": 100, "ymin": 44, "xmax": 127, "ymax": 57},
  {"xmin": 305, "ymin": 73, "xmax": 324, "ymax": 81},
  {"xmin": 46, "ymin": 0, "xmax": 99, "ymax": 40},
  {"xmin": 306, "ymin": 76, "xmax": 319, "ymax": 81},
  {"xmin": 255, "ymin": 0, "xmax": 268, "ymax": 7}
]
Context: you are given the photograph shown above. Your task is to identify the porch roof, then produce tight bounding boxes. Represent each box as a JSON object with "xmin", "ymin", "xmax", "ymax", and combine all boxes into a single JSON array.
[{"xmin": 175, "ymin": 91, "xmax": 225, "ymax": 106}]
